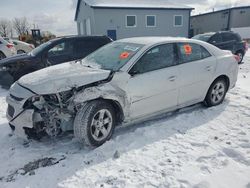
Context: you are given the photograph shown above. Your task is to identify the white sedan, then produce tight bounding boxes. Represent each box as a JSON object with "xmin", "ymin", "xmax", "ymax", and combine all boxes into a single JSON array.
[
  {"xmin": 3, "ymin": 38, "xmax": 35, "ymax": 54},
  {"xmin": 0, "ymin": 37, "xmax": 16, "ymax": 60},
  {"xmin": 6, "ymin": 37, "xmax": 238, "ymax": 147}
]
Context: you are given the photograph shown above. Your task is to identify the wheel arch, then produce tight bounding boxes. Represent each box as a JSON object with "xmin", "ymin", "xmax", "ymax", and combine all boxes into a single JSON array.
[
  {"xmin": 94, "ymin": 98, "xmax": 125, "ymax": 124},
  {"xmin": 73, "ymin": 85, "xmax": 127, "ymax": 124},
  {"xmin": 206, "ymin": 75, "xmax": 230, "ymax": 99}
]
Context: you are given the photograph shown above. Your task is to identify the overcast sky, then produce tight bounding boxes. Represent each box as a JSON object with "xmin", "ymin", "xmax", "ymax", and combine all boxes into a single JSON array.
[{"xmin": 0, "ymin": 0, "xmax": 249, "ymax": 36}]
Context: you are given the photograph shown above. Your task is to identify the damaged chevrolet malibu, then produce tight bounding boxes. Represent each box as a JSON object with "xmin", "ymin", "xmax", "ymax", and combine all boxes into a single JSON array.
[{"xmin": 6, "ymin": 37, "xmax": 239, "ymax": 147}]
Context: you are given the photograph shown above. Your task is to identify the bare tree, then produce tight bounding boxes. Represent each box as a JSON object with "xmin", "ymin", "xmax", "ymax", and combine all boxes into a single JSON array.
[
  {"xmin": 0, "ymin": 19, "xmax": 11, "ymax": 37},
  {"xmin": 12, "ymin": 17, "xmax": 30, "ymax": 36}
]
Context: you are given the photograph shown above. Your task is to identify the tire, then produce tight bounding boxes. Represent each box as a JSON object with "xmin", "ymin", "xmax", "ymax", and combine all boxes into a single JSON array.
[
  {"xmin": 0, "ymin": 51, "xmax": 6, "ymax": 60},
  {"xmin": 74, "ymin": 100, "xmax": 116, "ymax": 147},
  {"xmin": 17, "ymin": 50, "xmax": 26, "ymax": 54},
  {"xmin": 205, "ymin": 78, "xmax": 228, "ymax": 107},
  {"xmin": 236, "ymin": 51, "xmax": 244, "ymax": 64}
]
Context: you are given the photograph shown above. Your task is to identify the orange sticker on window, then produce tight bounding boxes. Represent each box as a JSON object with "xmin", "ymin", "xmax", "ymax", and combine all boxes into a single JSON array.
[
  {"xmin": 184, "ymin": 44, "xmax": 192, "ymax": 55},
  {"xmin": 120, "ymin": 51, "xmax": 130, "ymax": 59}
]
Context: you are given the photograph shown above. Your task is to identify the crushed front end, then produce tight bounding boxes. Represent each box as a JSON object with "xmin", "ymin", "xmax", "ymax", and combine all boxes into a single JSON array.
[{"xmin": 6, "ymin": 82, "xmax": 76, "ymax": 139}]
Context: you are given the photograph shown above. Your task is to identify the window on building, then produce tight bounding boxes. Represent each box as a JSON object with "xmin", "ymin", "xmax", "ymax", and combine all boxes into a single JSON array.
[
  {"xmin": 146, "ymin": 15, "xmax": 156, "ymax": 27},
  {"xmin": 126, "ymin": 15, "xmax": 136, "ymax": 27},
  {"xmin": 174, "ymin": 15, "xmax": 183, "ymax": 27}
]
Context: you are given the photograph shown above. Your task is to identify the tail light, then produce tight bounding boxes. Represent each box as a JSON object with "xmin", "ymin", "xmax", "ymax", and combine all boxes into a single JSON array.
[
  {"xmin": 6, "ymin": 44, "xmax": 14, "ymax": 49},
  {"xmin": 234, "ymin": 55, "xmax": 240, "ymax": 62},
  {"xmin": 243, "ymin": 41, "xmax": 248, "ymax": 51}
]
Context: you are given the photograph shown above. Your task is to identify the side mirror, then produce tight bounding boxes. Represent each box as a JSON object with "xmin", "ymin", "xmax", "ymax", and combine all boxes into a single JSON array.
[{"xmin": 129, "ymin": 69, "xmax": 139, "ymax": 77}]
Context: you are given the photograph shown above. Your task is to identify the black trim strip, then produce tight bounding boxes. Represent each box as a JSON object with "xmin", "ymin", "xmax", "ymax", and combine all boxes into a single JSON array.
[{"xmin": 18, "ymin": 83, "xmax": 38, "ymax": 95}]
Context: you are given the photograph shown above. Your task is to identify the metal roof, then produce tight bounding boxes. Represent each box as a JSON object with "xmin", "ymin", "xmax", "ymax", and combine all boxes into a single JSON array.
[
  {"xmin": 192, "ymin": 5, "xmax": 250, "ymax": 18},
  {"xmin": 75, "ymin": 0, "xmax": 193, "ymax": 20}
]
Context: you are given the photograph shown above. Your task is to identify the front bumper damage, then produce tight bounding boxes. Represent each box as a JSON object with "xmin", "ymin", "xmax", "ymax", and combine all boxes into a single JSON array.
[
  {"xmin": 6, "ymin": 94, "xmax": 37, "ymax": 139},
  {"xmin": 6, "ymin": 82, "xmax": 76, "ymax": 139},
  {"xmin": 6, "ymin": 82, "xmax": 42, "ymax": 139}
]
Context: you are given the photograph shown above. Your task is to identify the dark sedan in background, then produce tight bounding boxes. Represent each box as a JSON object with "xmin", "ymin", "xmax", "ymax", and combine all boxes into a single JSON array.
[
  {"xmin": 192, "ymin": 31, "xmax": 248, "ymax": 63},
  {"xmin": 0, "ymin": 35, "xmax": 112, "ymax": 88}
]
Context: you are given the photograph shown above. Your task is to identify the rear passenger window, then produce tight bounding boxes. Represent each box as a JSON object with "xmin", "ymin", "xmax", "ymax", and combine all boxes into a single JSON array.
[
  {"xmin": 201, "ymin": 46, "xmax": 211, "ymax": 59},
  {"xmin": 73, "ymin": 38, "xmax": 106, "ymax": 59},
  {"xmin": 130, "ymin": 43, "xmax": 177, "ymax": 74},
  {"xmin": 209, "ymin": 34, "xmax": 222, "ymax": 43},
  {"xmin": 178, "ymin": 43, "xmax": 211, "ymax": 63}
]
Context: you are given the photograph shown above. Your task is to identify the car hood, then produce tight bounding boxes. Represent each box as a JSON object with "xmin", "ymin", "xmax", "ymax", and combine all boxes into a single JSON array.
[
  {"xmin": 17, "ymin": 61, "xmax": 111, "ymax": 94},
  {"xmin": 0, "ymin": 53, "xmax": 33, "ymax": 66}
]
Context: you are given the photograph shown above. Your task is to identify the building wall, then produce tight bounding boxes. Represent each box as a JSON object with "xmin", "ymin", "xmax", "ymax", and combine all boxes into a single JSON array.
[
  {"xmin": 230, "ymin": 7, "xmax": 250, "ymax": 28},
  {"xmin": 92, "ymin": 8, "xmax": 190, "ymax": 39},
  {"xmin": 191, "ymin": 7, "xmax": 250, "ymax": 36},
  {"xmin": 191, "ymin": 10, "xmax": 230, "ymax": 35},
  {"xmin": 76, "ymin": 1, "xmax": 95, "ymax": 35}
]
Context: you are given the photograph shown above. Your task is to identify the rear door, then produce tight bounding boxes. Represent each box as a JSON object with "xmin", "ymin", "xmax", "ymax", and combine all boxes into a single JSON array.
[
  {"xmin": 221, "ymin": 33, "xmax": 236, "ymax": 52},
  {"xmin": 127, "ymin": 43, "xmax": 179, "ymax": 119},
  {"xmin": 177, "ymin": 43, "xmax": 216, "ymax": 106}
]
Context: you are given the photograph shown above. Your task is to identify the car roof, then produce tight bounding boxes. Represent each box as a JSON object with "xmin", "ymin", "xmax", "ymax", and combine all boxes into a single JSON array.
[
  {"xmin": 117, "ymin": 37, "xmax": 200, "ymax": 46},
  {"xmin": 56, "ymin": 35, "xmax": 110, "ymax": 40}
]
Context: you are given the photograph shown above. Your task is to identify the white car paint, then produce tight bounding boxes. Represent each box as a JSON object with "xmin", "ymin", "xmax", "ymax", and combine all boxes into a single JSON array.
[
  {"xmin": 12, "ymin": 40, "xmax": 34, "ymax": 54},
  {"xmin": 0, "ymin": 37, "xmax": 16, "ymax": 59},
  {"xmin": 6, "ymin": 37, "xmax": 238, "ymax": 139}
]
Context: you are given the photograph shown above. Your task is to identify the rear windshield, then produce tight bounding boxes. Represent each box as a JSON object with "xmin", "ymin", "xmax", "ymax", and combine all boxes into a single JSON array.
[{"xmin": 192, "ymin": 34, "xmax": 213, "ymax": 42}]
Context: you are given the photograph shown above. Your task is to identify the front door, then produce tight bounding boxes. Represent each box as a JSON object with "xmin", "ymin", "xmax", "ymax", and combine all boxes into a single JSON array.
[{"xmin": 127, "ymin": 43, "xmax": 179, "ymax": 119}]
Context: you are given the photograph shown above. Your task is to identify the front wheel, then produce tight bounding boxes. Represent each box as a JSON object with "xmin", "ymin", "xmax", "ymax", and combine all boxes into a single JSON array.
[
  {"xmin": 74, "ymin": 100, "xmax": 116, "ymax": 147},
  {"xmin": 205, "ymin": 79, "xmax": 228, "ymax": 107}
]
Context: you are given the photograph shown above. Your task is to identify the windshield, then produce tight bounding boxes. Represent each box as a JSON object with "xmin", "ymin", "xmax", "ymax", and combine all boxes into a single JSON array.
[
  {"xmin": 192, "ymin": 34, "xmax": 213, "ymax": 42},
  {"xmin": 81, "ymin": 42, "xmax": 144, "ymax": 71},
  {"xmin": 30, "ymin": 41, "xmax": 52, "ymax": 56}
]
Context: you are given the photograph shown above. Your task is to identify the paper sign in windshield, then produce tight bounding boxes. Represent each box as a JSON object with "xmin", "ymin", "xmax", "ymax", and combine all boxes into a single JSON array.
[
  {"xmin": 124, "ymin": 46, "xmax": 139, "ymax": 52},
  {"xmin": 120, "ymin": 52, "xmax": 130, "ymax": 59},
  {"xmin": 184, "ymin": 44, "xmax": 192, "ymax": 55}
]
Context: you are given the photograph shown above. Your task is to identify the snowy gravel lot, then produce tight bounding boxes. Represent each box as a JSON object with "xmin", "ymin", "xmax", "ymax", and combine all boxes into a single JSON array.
[{"xmin": 0, "ymin": 51, "xmax": 250, "ymax": 188}]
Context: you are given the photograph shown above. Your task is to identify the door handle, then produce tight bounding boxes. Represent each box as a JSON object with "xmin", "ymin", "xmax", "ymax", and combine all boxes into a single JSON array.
[
  {"xmin": 205, "ymin": 66, "xmax": 212, "ymax": 71},
  {"xmin": 168, "ymin": 76, "xmax": 177, "ymax": 82}
]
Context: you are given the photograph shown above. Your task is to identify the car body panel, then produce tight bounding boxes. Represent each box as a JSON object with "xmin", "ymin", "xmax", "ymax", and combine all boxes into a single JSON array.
[{"xmin": 18, "ymin": 62, "xmax": 111, "ymax": 94}]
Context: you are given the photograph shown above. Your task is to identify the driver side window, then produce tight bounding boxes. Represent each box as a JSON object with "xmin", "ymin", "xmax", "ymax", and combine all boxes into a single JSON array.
[
  {"xmin": 129, "ymin": 43, "xmax": 176, "ymax": 75},
  {"xmin": 48, "ymin": 42, "xmax": 66, "ymax": 57}
]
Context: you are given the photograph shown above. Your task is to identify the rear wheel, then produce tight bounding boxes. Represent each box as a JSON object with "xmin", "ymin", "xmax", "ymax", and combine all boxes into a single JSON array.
[
  {"xmin": 205, "ymin": 79, "xmax": 228, "ymax": 107},
  {"xmin": 17, "ymin": 50, "xmax": 26, "ymax": 54},
  {"xmin": 0, "ymin": 52, "xmax": 6, "ymax": 60},
  {"xmin": 74, "ymin": 100, "xmax": 116, "ymax": 147}
]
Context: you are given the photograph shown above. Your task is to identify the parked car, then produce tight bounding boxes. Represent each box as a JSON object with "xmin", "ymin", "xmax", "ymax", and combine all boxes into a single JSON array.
[
  {"xmin": 0, "ymin": 37, "xmax": 16, "ymax": 60},
  {"xmin": 6, "ymin": 37, "xmax": 239, "ymax": 147},
  {"xmin": 0, "ymin": 35, "xmax": 112, "ymax": 88},
  {"xmin": 192, "ymin": 31, "xmax": 248, "ymax": 63},
  {"xmin": 4, "ymin": 38, "xmax": 35, "ymax": 54}
]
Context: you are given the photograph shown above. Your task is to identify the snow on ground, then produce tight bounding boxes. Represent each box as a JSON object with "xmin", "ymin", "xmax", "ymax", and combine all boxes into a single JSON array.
[{"xmin": 0, "ymin": 52, "xmax": 250, "ymax": 188}]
